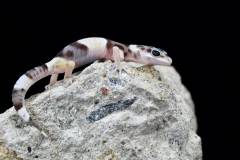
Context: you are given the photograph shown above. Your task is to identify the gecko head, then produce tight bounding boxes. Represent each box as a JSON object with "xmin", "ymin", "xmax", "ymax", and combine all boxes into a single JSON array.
[{"xmin": 128, "ymin": 45, "xmax": 172, "ymax": 66}]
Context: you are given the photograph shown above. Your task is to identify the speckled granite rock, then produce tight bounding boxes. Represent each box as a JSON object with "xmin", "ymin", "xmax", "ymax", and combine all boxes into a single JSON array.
[{"xmin": 0, "ymin": 61, "xmax": 202, "ymax": 160}]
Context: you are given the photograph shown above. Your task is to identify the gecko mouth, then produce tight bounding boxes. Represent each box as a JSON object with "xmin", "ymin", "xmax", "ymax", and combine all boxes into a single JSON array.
[{"xmin": 153, "ymin": 57, "xmax": 172, "ymax": 65}]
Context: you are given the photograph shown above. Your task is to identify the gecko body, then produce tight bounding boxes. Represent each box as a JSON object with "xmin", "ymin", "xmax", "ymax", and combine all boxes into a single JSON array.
[{"xmin": 12, "ymin": 37, "xmax": 172, "ymax": 122}]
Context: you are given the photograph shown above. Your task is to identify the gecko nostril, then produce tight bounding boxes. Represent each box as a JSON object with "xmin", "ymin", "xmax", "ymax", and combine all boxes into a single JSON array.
[{"xmin": 168, "ymin": 57, "xmax": 172, "ymax": 64}]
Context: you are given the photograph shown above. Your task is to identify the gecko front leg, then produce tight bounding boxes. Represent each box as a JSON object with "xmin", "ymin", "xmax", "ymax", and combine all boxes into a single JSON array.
[
  {"xmin": 64, "ymin": 60, "xmax": 75, "ymax": 79},
  {"xmin": 112, "ymin": 46, "xmax": 124, "ymax": 75}
]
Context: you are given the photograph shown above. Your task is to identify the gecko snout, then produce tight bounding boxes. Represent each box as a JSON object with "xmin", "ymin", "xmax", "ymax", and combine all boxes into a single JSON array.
[
  {"xmin": 155, "ymin": 56, "xmax": 172, "ymax": 66},
  {"xmin": 166, "ymin": 57, "xmax": 172, "ymax": 64}
]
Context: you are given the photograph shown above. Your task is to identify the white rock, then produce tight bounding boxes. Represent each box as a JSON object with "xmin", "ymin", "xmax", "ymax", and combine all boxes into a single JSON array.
[{"xmin": 0, "ymin": 61, "xmax": 202, "ymax": 160}]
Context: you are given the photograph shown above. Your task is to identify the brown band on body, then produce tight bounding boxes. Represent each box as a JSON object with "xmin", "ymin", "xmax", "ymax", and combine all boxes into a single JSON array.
[
  {"xmin": 65, "ymin": 50, "xmax": 74, "ymax": 58},
  {"xmin": 57, "ymin": 42, "xmax": 88, "ymax": 60},
  {"xmin": 146, "ymin": 48, "xmax": 152, "ymax": 53},
  {"xmin": 62, "ymin": 50, "xmax": 74, "ymax": 59},
  {"xmin": 57, "ymin": 49, "xmax": 74, "ymax": 59},
  {"xmin": 136, "ymin": 45, "xmax": 154, "ymax": 53},
  {"xmin": 124, "ymin": 48, "xmax": 141, "ymax": 62},
  {"xmin": 12, "ymin": 88, "xmax": 26, "ymax": 110},
  {"xmin": 114, "ymin": 44, "xmax": 125, "ymax": 52},
  {"xmin": 128, "ymin": 48, "xmax": 132, "ymax": 53},
  {"xmin": 105, "ymin": 40, "xmax": 114, "ymax": 59},
  {"xmin": 70, "ymin": 42, "xmax": 88, "ymax": 53},
  {"xmin": 58, "ymin": 42, "xmax": 89, "ymax": 65},
  {"xmin": 123, "ymin": 48, "xmax": 132, "ymax": 57},
  {"xmin": 106, "ymin": 39, "xmax": 128, "ymax": 52},
  {"xmin": 72, "ymin": 42, "xmax": 89, "ymax": 58},
  {"xmin": 106, "ymin": 39, "xmax": 130, "ymax": 60},
  {"xmin": 106, "ymin": 40, "xmax": 114, "ymax": 50},
  {"xmin": 133, "ymin": 51, "xmax": 141, "ymax": 59}
]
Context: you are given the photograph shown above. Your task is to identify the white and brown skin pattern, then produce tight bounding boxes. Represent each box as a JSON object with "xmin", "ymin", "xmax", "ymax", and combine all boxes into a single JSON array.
[{"xmin": 12, "ymin": 37, "xmax": 172, "ymax": 122}]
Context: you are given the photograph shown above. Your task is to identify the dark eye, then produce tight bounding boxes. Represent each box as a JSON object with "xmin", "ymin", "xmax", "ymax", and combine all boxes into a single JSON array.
[{"xmin": 152, "ymin": 50, "xmax": 160, "ymax": 56}]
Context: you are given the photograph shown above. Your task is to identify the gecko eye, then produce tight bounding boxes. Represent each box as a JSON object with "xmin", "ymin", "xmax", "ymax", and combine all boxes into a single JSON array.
[{"xmin": 151, "ymin": 50, "xmax": 161, "ymax": 56}]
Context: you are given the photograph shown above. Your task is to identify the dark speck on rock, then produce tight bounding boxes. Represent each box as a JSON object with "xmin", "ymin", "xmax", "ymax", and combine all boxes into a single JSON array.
[
  {"xmin": 94, "ymin": 99, "xmax": 100, "ymax": 104},
  {"xmin": 87, "ymin": 97, "xmax": 137, "ymax": 123},
  {"xmin": 102, "ymin": 140, "xmax": 107, "ymax": 144},
  {"xmin": 121, "ymin": 141, "xmax": 126, "ymax": 145},
  {"xmin": 109, "ymin": 78, "xmax": 122, "ymax": 85},
  {"xmin": 27, "ymin": 146, "xmax": 31, "ymax": 153}
]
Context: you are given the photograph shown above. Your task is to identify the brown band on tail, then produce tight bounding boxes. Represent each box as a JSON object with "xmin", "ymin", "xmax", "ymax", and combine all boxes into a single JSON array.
[
  {"xmin": 25, "ymin": 64, "xmax": 48, "ymax": 80},
  {"xmin": 12, "ymin": 88, "xmax": 26, "ymax": 111},
  {"xmin": 12, "ymin": 64, "xmax": 49, "ymax": 112}
]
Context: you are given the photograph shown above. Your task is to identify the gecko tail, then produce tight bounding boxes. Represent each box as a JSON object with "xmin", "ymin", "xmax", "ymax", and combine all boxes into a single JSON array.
[{"xmin": 12, "ymin": 64, "xmax": 50, "ymax": 122}]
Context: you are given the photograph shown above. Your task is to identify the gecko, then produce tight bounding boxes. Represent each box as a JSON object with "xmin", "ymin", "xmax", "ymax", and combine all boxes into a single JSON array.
[{"xmin": 12, "ymin": 37, "xmax": 172, "ymax": 123}]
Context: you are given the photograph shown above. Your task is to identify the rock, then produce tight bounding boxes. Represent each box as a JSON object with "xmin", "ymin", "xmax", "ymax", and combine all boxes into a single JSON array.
[
  {"xmin": 0, "ymin": 61, "xmax": 202, "ymax": 160},
  {"xmin": 0, "ymin": 144, "xmax": 23, "ymax": 160}
]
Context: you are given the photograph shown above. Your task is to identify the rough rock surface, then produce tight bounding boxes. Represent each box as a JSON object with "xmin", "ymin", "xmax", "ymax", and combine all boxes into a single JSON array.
[{"xmin": 0, "ymin": 61, "xmax": 202, "ymax": 160}]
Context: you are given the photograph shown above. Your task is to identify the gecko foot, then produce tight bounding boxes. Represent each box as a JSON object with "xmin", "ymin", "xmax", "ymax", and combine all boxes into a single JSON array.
[
  {"xmin": 116, "ymin": 68, "xmax": 127, "ymax": 75},
  {"xmin": 114, "ymin": 63, "xmax": 128, "ymax": 75}
]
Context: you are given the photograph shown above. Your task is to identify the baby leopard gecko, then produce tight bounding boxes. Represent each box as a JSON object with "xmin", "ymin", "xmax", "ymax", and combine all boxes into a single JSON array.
[{"xmin": 12, "ymin": 37, "xmax": 172, "ymax": 122}]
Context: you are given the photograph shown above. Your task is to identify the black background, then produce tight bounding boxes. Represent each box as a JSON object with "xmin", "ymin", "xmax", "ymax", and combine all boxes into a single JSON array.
[{"xmin": 0, "ymin": 1, "xmax": 238, "ymax": 160}]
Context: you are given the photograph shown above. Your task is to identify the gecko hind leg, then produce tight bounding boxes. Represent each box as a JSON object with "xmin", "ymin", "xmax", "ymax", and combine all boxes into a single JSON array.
[
  {"xmin": 45, "ymin": 73, "xmax": 58, "ymax": 90},
  {"xmin": 49, "ymin": 73, "xmax": 59, "ymax": 85}
]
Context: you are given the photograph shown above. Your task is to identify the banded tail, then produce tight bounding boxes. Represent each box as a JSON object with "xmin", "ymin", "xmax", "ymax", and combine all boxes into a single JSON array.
[{"xmin": 12, "ymin": 64, "xmax": 50, "ymax": 121}]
